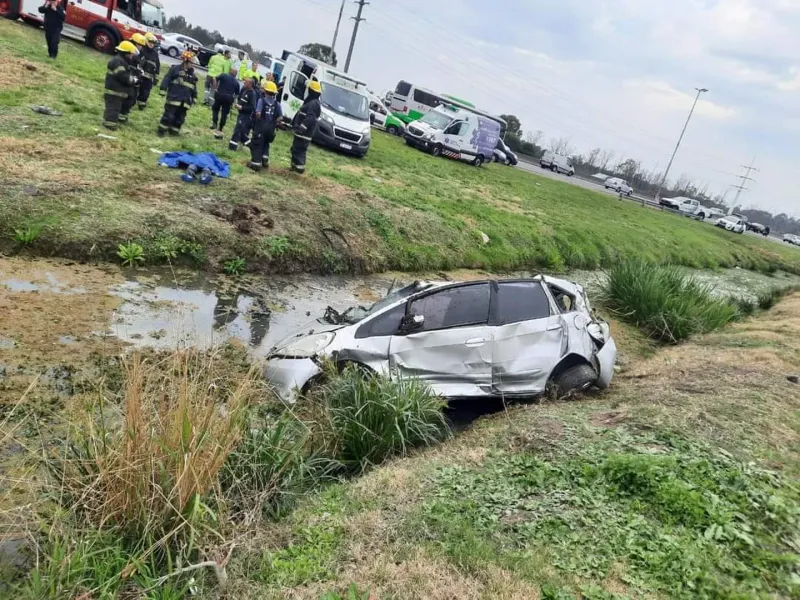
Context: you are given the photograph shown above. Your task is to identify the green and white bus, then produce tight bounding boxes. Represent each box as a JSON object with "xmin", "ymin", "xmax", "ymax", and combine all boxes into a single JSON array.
[{"xmin": 389, "ymin": 81, "xmax": 468, "ymax": 124}]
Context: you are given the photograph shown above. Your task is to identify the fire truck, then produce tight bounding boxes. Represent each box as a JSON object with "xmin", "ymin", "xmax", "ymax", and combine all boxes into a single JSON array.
[{"xmin": 0, "ymin": 0, "xmax": 166, "ymax": 53}]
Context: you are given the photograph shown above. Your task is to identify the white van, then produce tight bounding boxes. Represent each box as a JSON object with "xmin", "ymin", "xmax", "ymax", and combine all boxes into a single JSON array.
[
  {"xmin": 540, "ymin": 151, "xmax": 574, "ymax": 176},
  {"xmin": 281, "ymin": 52, "xmax": 372, "ymax": 157},
  {"xmin": 404, "ymin": 104, "xmax": 502, "ymax": 167}
]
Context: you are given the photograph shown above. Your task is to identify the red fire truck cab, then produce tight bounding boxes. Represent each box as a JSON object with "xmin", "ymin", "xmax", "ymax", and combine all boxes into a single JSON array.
[{"xmin": 0, "ymin": 0, "xmax": 165, "ymax": 53}]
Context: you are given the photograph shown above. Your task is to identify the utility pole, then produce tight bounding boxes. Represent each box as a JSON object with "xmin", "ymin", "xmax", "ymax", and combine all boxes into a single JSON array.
[
  {"xmin": 729, "ymin": 157, "xmax": 758, "ymax": 214},
  {"xmin": 654, "ymin": 87, "xmax": 708, "ymax": 203},
  {"xmin": 330, "ymin": 0, "xmax": 345, "ymax": 65},
  {"xmin": 344, "ymin": 0, "xmax": 368, "ymax": 73}
]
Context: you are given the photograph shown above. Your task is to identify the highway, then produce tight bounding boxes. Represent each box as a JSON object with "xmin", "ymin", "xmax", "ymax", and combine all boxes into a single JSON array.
[{"xmin": 515, "ymin": 159, "xmax": 789, "ymax": 246}]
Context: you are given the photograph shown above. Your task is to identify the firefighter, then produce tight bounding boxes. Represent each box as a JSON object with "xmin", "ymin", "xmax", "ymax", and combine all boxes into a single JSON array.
[
  {"xmin": 248, "ymin": 81, "xmax": 283, "ymax": 172},
  {"xmin": 103, "ymin": 41, "xmax": 139, "ymax": 130},
  {"xmin": 212, "ymin": 68, "xmax": 240, "ymax": 139},
  {"xmin": 120, "ymin": 32, "xmax": 147, "ymax": 123},
  {"xmin": 228, "ymin": 76, "xmax": 257, "ymax": 151},
  {"xmin": 137, "ymin": 32, "xmax": 161, "ymax": 110},
  {"xmin": 38, "ymin": 0, "xmax": 65, "ymax": 59},
  {"xmin": 157, "ymin": 51, "xmax": 198, "ymax": 137},
  {"xmin": 290, "ymin": 79, "xmax": 322, "ymax": 174}
]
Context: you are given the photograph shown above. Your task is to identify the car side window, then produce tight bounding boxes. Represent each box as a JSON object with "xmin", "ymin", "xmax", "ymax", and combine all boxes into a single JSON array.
[
  {"xmin": 457, "ymin": 122, "xmax": 471, "ymax": 136},
  {"xmin": 492, "ymin": 282, "xmax": 551, "ymax": 325},
  {"xmin": 409, "ymin": 284, "xmax": 490, "ymax": 332},
  {"xmin": 289, "ymin": 71, "xmax": 308, "ymax": 99},
  {"xmin": 355, "ymin": 304, "xmax": 405, "ymax": 339}
]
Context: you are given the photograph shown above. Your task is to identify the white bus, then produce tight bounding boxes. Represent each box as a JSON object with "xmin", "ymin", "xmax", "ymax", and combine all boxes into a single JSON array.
[{"xmin": 389, "ymin": 81, "xmax": 456, "ymax": 125}]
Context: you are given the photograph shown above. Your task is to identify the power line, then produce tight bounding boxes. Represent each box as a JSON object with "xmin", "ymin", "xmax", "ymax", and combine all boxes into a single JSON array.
[{"xmin": 344, "ymin": 0, "xmax": 368, "ymax": 73}]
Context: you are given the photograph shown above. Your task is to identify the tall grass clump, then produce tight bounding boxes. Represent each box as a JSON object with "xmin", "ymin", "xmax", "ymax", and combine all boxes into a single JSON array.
[
  {"xmin": 316, "ymin": 366, "xmax": 449, "ymax": 473},
  {"xmin": 602, "ymin": 259, "xmax": 738, "ymax": 342},
  {"xmin": 46, "ymin": 351, "xmax": 259, "ymax": 556},
  {"xmin": 221, "ymin": 412, "xmax": 339, "ymax": 522}
]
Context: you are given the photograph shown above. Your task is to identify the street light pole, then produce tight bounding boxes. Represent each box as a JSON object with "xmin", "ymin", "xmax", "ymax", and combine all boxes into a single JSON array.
[
  {"xmin": 330, "ymin": 0, "xmax": 345, "ymax": 64},
  {"xmin": 654, "ymin": 87, "xmax": 708, "ymax": 203}
]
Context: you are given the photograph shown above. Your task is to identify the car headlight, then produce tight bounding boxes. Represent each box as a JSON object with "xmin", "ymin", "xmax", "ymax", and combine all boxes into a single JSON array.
[
  {"xmin": 321, "ymin": 113, "xmax": 335, "ymax": 126},
  {"xmin": 424, "ymin": 132, "xmax": 436, "ymax": 141},
  {"xmin": 278, "ymin": 332, "xmax": 335, "ymax": 357}
]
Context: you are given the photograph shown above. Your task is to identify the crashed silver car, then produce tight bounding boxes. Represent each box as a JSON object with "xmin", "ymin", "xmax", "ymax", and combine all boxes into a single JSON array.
[{"xmin": 264, "ymin": 276, "xmax": 617, "ymax": 403}]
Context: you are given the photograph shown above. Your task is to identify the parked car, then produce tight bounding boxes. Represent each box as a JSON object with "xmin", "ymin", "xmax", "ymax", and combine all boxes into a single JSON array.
[
  {"xmin": 494, "ymin": 139, "xmax": 518, "ymax": 166},
  {"xmin": 604, "ymin": 177, "xmax": 633, "ymax": 196},
  {"xmin": 783, "ymin": 234, "xmax": 800, "ymax": 246},
  {"xmin": 540, "ymin": 151, "xmax": 574, "ymax": 176},
  {"xmin": 746, "ymin": 222, "xmax": 769, "ymax": 236},
  {"xmin": 160, "ymin": 33, "xmax": 202, "ymax": 58},
  {"xmin": 715, "ymin": 214, "xmax": 747, "ymax": 234},
  {"xmin": 264, "ymin": 276, "xmax": 617, "ymax": 404}
]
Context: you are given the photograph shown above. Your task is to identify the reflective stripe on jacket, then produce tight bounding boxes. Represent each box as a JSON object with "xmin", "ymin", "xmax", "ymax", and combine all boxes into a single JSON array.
[{"xmin": 104, "ymin": 55, "xmax": 135, "ymax": 98}]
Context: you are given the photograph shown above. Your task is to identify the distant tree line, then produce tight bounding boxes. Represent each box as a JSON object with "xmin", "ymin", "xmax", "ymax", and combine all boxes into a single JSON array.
[{"xmin": 164, "ymin": 15, "xmax": 271, "ymax": 64}]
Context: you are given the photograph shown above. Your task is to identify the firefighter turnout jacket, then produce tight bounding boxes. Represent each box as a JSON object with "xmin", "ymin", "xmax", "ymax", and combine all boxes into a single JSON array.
[
  {"xmin": 161, "ymin": 64, "xmax": 198, "ymax": 107},
  {"xmin": 139, "ymin": 45, "xmax": 161, "ymax": 82},
  {"xmin": 292, "ymin": 93, "xmax": 322, "ymax": 141},
  {"xmin": 105, "ymin": 55, "xmax": 137, "ymax": 98}
]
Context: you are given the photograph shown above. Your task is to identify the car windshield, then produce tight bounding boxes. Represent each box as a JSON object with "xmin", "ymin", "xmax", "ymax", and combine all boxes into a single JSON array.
[
  {"xmin": 420, "ymin": 110, "xmax": 454, "ymax": 130},
  {"xmin": 323, "ymin": 282, "xmax": 428, "ymax": 325},
  {"xmin": 321, "ymin": 84, "xmax": 369, "ymax": 121}
]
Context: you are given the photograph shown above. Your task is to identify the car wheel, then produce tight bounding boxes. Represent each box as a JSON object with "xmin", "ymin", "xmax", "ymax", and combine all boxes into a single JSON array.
[
  {"xmin": 89, "ymin": 27, "xmax": 118, "ymax": 54},
  {"xmin": 168, "ymin": 46, "xmax": 179, "ymax": 58},
  {"xmin": 552, "ymin": 364, "xmax": 597, "ymax": 399},
  {"xmin": 551, "ymin": 164, "xmax": 558, "ymax": 173},
  {"xmin": 627, "ymin": 191, "xmax": 633, "ymax": 197},
  {"xmin": 473, "ymin": 155, "xmax": 484, "ymax": 167},
  {"xmin": 0, "ymin": 1, "xmax": 19, "ymax": 19},
  {"xmin": 432, "ymin": 144, "xmax": 443, "ymax": 157},
  {"xmin": 387, "ymin": 125, "xmax": 400, "ymax": 136}
]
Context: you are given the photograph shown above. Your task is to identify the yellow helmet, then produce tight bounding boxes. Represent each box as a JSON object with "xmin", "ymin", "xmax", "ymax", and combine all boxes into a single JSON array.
[
  {"xmin": 144, "ymin": 32, "xmax": 158, "ymax": 43},
  {"xmin": 180, "ymin": 50, "xmax": 195, "ymax": 62},
  {"xmin": 116, "ymin": 41, "xmax": 137, "ymax": 54},
  {"xmin": 307, "ymin": 79, "xmax": 322, "ymax": 94},
  {"xmin": 131, "ymin": 33, "xmax": 147, "ymax": 46},
  {"xmin": 263, "ymin": 81, "xmax": 278, "ymax": 94}
]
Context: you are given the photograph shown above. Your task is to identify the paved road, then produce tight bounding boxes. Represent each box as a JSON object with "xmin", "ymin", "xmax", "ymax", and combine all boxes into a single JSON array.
[
  {"xmin": 161, "ymin": 54, "xmax": 208, "ymax": 72},
  {"xmin": 515, "ymin": 159, "xmax": 789, "ymax": 247}
]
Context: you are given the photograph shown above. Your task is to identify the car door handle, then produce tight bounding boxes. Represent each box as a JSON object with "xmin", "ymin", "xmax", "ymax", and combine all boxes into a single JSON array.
[
  {"xmin": 547, "ymin": 324, "xmax": 563, "ymax": 331},
  {"xmin": 464, "ymin": 338, "xmax": 486, "ymax": 347}
]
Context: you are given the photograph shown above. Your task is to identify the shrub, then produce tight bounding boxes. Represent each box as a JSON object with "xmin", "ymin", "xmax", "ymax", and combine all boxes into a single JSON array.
[
  {"xmin": 46, "ymin": 351, "xmax": 258, "ymax": 554},
  {"xmin": 602, "ymin": 259, "xmax": 738, "ymax": 342},
  {"xmin": 12, "ymin": 226, "xmax": 40, "ymax": 246},
  {"xmin": 318, "ymin": 366, "xmax": 449, "ymax": 472},
  {"xmin": 117, "ymin": 242, "xmax": 145, "ymax": 266},
  {"xmin": 224, "ymin": 257, "xmax": 246, "ymax": 275},
  {"xmin": 756, "ymin": 289, "xmax": 780, "ymax": 310},
  {"xmin": 732, "ymin": 296, "xmax": 756, "ymax": 317}
]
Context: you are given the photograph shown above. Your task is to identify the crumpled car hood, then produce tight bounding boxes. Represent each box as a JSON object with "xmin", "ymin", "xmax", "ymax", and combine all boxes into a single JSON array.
[{"xmin": 270, "ymin": 320, "xmax": 344, "ymax": 354}]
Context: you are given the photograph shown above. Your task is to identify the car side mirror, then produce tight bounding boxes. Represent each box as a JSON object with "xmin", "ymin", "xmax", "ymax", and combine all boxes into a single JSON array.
[{"xmin": 400, "ymin": 314, "xmax": 424, "ymax": 333}]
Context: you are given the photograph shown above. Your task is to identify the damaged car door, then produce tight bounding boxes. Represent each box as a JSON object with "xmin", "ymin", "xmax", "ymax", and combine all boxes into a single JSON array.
[
  {"xmin": 490, "ymin": 280, "xmax": 566, "ymax": 396},
  {"xmin": 388, "ymin": 283, "xmax": 492, "ymax": 397}
]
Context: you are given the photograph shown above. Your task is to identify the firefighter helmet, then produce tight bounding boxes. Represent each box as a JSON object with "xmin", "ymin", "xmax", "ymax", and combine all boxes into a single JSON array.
[
  {"xmin": 131, "ymin": 33, "xmax": 147, "ymax": 46},
  {"xmin": 144, "ymin": 32, "xmax": 158, "ymax": 44},
  {"xmin": 116, "ymin": 41, "xmax": 137, "ymax": 54},
  {"xmin": 307, "ymin": 79, "xmax": 322, "ymax": 94},
  {"xmin": 181, "ymin": 50, "xmax": 195, "ymax": 62},
  {"xmin": 263, "ymin": 81, "xmax": 278, "ymax": 94}
]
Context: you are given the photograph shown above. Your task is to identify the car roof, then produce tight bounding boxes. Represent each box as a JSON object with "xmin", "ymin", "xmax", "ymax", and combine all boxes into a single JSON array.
[{"xmin": 414, "ymin": 275, "xmax": 583, "ymax": 296}]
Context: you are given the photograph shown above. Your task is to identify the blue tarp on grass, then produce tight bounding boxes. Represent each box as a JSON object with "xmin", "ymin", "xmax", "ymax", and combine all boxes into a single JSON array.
[{"xmin": 158, "ymin": 152, "xmax": 231, "ymax": 178}]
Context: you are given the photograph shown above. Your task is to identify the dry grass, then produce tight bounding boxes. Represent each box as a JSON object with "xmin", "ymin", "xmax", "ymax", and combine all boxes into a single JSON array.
[{"xmin": 49, "ymin": 351, "xmax": 261, "ymax": 549}]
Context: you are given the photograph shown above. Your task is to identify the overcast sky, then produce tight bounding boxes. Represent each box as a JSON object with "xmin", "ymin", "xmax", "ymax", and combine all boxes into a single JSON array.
[{"xmin": 167, "ymin": 0, "xmax": 799, "ymax": 216}]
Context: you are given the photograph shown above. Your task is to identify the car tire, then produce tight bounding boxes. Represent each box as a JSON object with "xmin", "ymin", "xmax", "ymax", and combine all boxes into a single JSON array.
[
  {"xmin": 0, "ymin": 1, "xmax": 19, "ymax": 19},
  {"xmin": 432, "ymin": 144, "xmax": 443, "ymax": 157},
  {"xmin": 551, "ymin": 164, "xmax": 558, "ymax": 173},
  {"xmin": 168, "ymin": 46, "xmax": 179, "ymax": 58},
  {"xmin": 387, "ymin": 125, "xmax": 400, "ymax": 136},
  {"xmin": 552, "ymin": 364, "xmax": 597, "ymax": 398},
  {"xmin": 473, "ymin": 155, "xmax": 484, "ymax": 167},
  {"xmin": 627, "ymin": 191, "xmax": 632, "ymax": 197}
]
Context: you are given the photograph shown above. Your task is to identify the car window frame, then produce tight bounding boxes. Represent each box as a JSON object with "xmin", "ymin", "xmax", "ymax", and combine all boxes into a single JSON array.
[{"xmin": 404, "ymin": 282, "xmax": 491, "ymax": 333}]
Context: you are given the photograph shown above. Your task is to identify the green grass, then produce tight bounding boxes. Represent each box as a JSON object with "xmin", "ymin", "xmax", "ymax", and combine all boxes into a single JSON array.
[
  {"xmin": 602, "ymin": 259, "xmax": 739, "ymax": 342},
  {"xmin": 2, "ymin": 19, "xmax": 800, "ymax": 275}
]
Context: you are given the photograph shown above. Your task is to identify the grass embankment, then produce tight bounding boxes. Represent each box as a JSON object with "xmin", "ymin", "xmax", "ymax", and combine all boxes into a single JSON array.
[{"xmin": 2, "ymin": 18, "xmax": 800, "ymax": 275}]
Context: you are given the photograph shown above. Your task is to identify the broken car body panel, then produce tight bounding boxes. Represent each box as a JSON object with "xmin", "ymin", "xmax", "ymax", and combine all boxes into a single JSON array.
[{"xmin": 264, "ymin": 276, "xmax": 616, "ymax": 403}]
